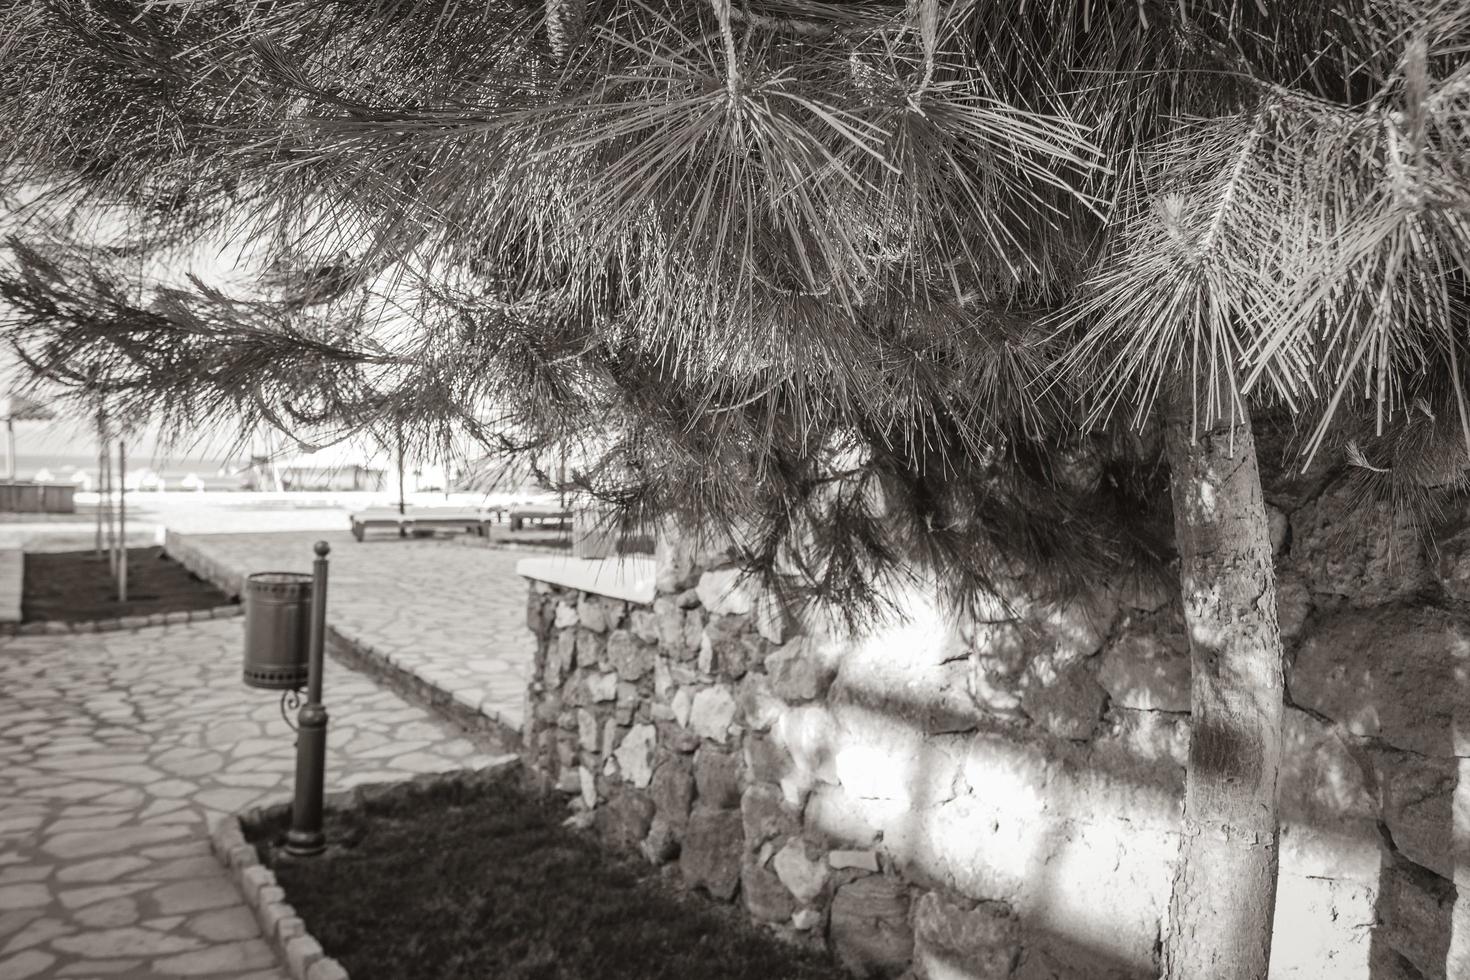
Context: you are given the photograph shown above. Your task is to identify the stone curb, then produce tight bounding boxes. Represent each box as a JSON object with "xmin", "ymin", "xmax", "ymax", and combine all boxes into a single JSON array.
[
  {"xmin": 1, "ymin": 604, "xmax": 241, "ymax": 637},
  {"xmin": 211, "ymin": 806, "xmax": 349, "ymax": 980},
  {"xmin": 210, "ymin": 762, "xmax": 521, "ymax": 980}
]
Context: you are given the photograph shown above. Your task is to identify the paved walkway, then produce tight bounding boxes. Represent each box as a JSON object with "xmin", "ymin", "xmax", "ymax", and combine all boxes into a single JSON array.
[
  {"xmin": 167, "ymin": 531, "xmax": 533, "ymax": 732},
  {"xmin": 0, "ymin": 619, "xmax": 509, "ymax": 980}
]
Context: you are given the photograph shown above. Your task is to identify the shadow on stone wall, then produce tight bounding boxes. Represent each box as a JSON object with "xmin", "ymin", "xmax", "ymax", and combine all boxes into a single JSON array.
[
  {"xmin": 523, "ymin": 509, "xmax": 1470, "ymax": 980},
  {"xmin": 1287, "ymin": 604, "xmax": 1469, "ymax": 980}
]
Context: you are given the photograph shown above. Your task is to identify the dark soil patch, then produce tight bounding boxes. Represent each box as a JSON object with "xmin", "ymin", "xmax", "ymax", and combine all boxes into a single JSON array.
[
  {"xmin": 248, "ymin": 771, "xmax": 849, "ymax": 980},
  {"xmin": 22, "ymin": 546, "xmax": 234, "ymax": 622}
]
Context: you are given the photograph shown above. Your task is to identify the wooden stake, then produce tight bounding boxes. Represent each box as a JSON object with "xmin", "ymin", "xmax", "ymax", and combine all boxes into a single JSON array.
[
  {"xmin": 95, "ymin": 410, "xmax": 106, "ymax": 556},
  {"xmin": 103, "ymin": 436, "xmax": 116, "ymax": 577},
  {"xmin": 117, "ymin": 439, "xmax": 128, "ymax": 603}
]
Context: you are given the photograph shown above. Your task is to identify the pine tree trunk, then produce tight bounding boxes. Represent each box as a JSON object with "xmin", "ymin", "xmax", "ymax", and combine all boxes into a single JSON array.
[{"xmin": 1162, "ymin": 394, "xmax": 1284, "ymax": 980}]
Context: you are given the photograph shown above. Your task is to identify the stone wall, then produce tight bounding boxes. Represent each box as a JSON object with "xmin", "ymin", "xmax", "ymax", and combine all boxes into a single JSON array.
[{"xmin": 521, "ymin": 476, "xmax": 1470, "ymax": 980}]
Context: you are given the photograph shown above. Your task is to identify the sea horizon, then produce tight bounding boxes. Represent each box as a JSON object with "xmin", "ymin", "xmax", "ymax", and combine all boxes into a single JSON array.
[{"xmin": 8, "ymin": 452, "xmax": 247, "ymax": 490}]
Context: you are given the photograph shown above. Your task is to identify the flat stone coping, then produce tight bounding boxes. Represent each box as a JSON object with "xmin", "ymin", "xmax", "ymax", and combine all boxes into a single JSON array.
[{"xmin": 515, "ymin": 555, "xmax": 656, "ymax": 604}]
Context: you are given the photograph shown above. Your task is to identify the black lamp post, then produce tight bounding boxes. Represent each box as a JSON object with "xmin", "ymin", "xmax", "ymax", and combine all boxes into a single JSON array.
[{"xmin": 286, "ymin": 540, "xmax": 331, "ymax": 856}]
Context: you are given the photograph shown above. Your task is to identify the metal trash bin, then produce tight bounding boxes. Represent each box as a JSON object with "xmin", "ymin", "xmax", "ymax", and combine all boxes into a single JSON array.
[{"xmin": 242, "ymin": 572, "xmax": 313, "ymax": 690}]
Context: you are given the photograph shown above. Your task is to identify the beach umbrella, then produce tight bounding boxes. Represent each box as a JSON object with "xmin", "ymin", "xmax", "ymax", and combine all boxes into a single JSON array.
[{"xmin": 0, "ymin": 393, "xmax": 54, "ymax": 481}]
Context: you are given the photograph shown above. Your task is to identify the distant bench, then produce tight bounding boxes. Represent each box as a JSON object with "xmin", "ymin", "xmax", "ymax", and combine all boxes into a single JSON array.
[
  {"xmin": 505, "ymin": 506, "xmax": 571, "ymax": 532},
  {"xmin": 350, "ymin": 508, "xmax": 486, "ymax": 542}
]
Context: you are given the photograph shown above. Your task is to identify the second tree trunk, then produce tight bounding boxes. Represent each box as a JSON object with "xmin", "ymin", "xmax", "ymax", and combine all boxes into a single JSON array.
[{"xmin": 1162, "ymin": 394, "xmax": 1285, "ymax": 980}]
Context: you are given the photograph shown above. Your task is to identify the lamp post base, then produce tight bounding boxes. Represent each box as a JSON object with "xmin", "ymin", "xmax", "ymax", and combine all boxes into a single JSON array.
[
  {"xmin": 284, "ymin": 830, "xmax": 326, "ymax": 857},
  {"xmin": 287, "ymin": 702, "xmax": 329, "ymax": 857}
]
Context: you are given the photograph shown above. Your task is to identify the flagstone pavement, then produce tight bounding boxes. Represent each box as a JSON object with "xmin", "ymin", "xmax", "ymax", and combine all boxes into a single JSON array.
[
  {"xmin": 0, "ymin": 619, "xmax": 513, "ymax": 980},
  {"xmin": 165, "ymin": 532, "xmax": 534, "ymax": 734}
]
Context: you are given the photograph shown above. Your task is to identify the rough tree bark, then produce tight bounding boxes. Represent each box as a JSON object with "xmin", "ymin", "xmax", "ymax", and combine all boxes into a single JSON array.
[{"xmin": 1162, "ymin": 391, "xmax": 1285, "ymax": 980}]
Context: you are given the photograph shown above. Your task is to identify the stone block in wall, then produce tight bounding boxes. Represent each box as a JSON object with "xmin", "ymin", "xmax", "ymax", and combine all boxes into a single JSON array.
[
  {"xmin": 745, "ymin": 733, "xmax": 793, "ymax": 785},
  {"xmin": 1012, "ymin": 938, "xmax": 1150, "ymax": 980},
  {"xmin": 653, "ymin": 657, "xmax": 673, "ymax": 700},
  {"xmin": 1276, "ymin": 574, "xmax": 1313, "ymax": 641},
  {"xmin": 596, "ymin": 788, "xmax": 655, "ymax": 851},
  {"xmin": 1268, "ymin": 870, "xmax": 1375, "ymax": 979},
  {"xmin": 612, "ymin": 723, "xmax": 656, "ymax": 788},
  {"xmin": 830, "ymin": 714, "xmax": 934, "ymax": 804},
  {"xmin": 586, "ymin": 671, "xmax": 618, "ymax": 703},
  {"xmin": 1435, "ymin": 514, "xmax": 1470, "ymax": 604},
  {"xmin": 576, "ymin": 709, "xmax": 599, "ymax": 753},
  {"xmin": 615, "ymin": 682, "xmax": 640, "ymax": 725},
  {"xmin": 579, "ymin": 596, "xmax": 610, "ymax": 633},
  {"xmin": 1290, "ymin": 606, "xmax": 1470, "ymax": 757},
  {"xmin": 650, "ymin": 752, "xmax": 695, "ymax": 831},
  {"xmin": 830, "ymin": 875, "xmax": 913, "ymax": 979},
  {"xmin": 1268, "ymin": 502, "xmax": 1291, "ymax": 555},
  {"xmin": 555, "ymin": 734, "xmax": 577, "ymax": 770},
  {"xmin": 659, "ymin": 720, "xmax": 702, "ymax": 754},
  {"xmin": 830, "ymin": 849, "xmax": 880, "ymax": 872},
  {"xmin": 694, "ymin": 746, "xmax": 741, "ymax": 810},
  {"xmin": 702, "ymin": 614, "xmax": 759, "ymax": 680},
  {"xmin": 1075, "ymin": 714, "xmax": 1187, "ymax": 828},
  {"xmin": 743, "ymin": 856, "xmax": 798, "ymax": 923},
  {"xmin": 737, "ymin": 673, "xmax": 784, "ymax": 732},
  {"xmin": 969, "ymin": 656, "xmax": 1025, "ymax": 716},
  {"xmin": 630, "ymin": 609, "xmax": 659, "ymax": 644},
  {"xmin": 1367, "ymin": 745, "xmax": 1465, "ymax": 884},
  {"xmin": 555, "ymin": 767, "xmax": 579, "ymax": 794},
  {"xmin": 697, "ymin": 568, "xmax": 758, "ymax": 615},
  {"xmin": 680, "ymin": 805, "xmax": 744, "ymax": 901},
  {"xmin": 772, "ymin": 839, "xmax": 830, "ymax": 905},
  {"xmin": 970, "ymin": 618, "xmax": 1028, "ymax": 675},
  {"xmin": 690, "ymin": 685, "xmax": 738, "ymax": 742},
  {"xmin": 579, "ymin": 766, "xmax": 597, "ymax": 808},
  {"xmin": 600, "ymin": 718, "xmax": 622, "ymax": 759},
  {"xmin": 767, "ymin": 636, "xmax": 839, "ymax": 702},
  {"xmin": 771, "ymin": 704, "xmax": 838, "ymax": 800},
  {"xmin": 741, "ymin": 783, "xmax": 800, "ymax": 852},
  {"xmin": 533, "ymin": 691, "xmax": 562, "ymax": 726},
  {"xmin": 1010, "ymin": 819, "xmax": 1173, "ymax": 978},
  {"xmin": 654, "ymin": 596, "xmax": 689, "ymax": 652},
  {"xmin": 1276, "ymin": 709, "xmax": 1375, "ymax": 843},
  {"xmin": 755, "ymin": 588, "xmax": 790, "ymax": 644},
  {"xmin": 1018, "ymin": 659, "xmax": 1107, "ymax": 741},
  {"xmin": 1111, "ymin": 573, "xmax": 1173, "ymax": 614},
  {"xmin": 642, "ymin": 816, "xmax": 680, "ymax": 864},
  {"xmin": 912, "ymin": 891, "xmax": 1019, "ymax": 980},
  {"xmin": 606, "ymin": 629, "xmax": 652, "ymax": 681},
  {"xmin": 554, "ymin": 601, "xmax": 579, "ymax": 629},
  {"xmin": 682, "ymin": 608, "xmax": 706, "ymax": 656},
  {"xmin": 827, "ymin": 626, "xmax": 981, "ymax": 736},
  {"xmin": 576, "ymin": 628, "xmax": 606, "ymax": 666},
  {"xmin": 1028, "ymin": 592, "xmax": 1119, "ymax": 666},
  {"xmin": 553, "ymin": 629, "xmax": 578, "ymax": 682},
  {"xmin": 1367, "ymin": 850, "xmax": 1458, "ymax": 980},
  {"xmin": 670, "ymin": 688, "xmax": 693, "ymax": 727},
  {"xmin": 1095, "ymin": 627, "xmax": 1189, "ymax": 713},
  {"xmin": 1289, "ymin": 481, "xmax": 1432, "ymax": 605}
]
